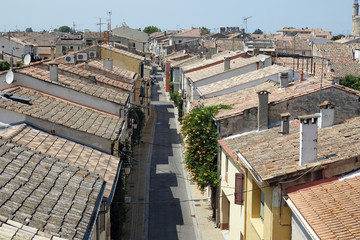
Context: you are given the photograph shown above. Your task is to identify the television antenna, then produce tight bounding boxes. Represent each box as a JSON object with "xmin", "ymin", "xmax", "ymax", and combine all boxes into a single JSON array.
[
  {"xmin": 5, "ymin": 70, "xmax": 14, "ymax": 84},
  {"xmin": 107, "ymin": 11, "xmax": 112, "ymax": 31},
  {"xmin": 23, "ymin": 54, "xmax": 31, "ymax": 65},
  {"xmin": 243, "ymin": 16, "xmax": 252, "ymax": 33}
]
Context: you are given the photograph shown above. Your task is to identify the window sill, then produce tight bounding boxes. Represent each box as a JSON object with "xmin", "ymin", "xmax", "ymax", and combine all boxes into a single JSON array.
[{"xmin": 250, "ymin": 217, "xmax": 264, "ymax": 240}]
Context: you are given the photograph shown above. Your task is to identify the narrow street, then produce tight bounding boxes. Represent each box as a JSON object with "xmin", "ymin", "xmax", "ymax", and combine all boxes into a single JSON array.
[{"xmin": 146, "ymin": 71, "xmax": 201, "ymax": 240}]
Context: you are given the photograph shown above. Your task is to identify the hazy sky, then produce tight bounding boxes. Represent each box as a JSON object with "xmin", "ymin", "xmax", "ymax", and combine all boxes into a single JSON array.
[{"xmin": 1, "ymin": 0, "xmax": 353, "ymax": 35}]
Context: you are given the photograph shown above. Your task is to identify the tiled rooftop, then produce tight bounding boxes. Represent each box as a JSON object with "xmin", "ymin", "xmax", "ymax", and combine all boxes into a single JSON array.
[
  {"xmin": 55, "ymin": 63, "xmax": 133, "ymax": 91},
  {"xmin": 288, "ymin": 174, "xmax": 360, "ymax": 239},
  {"xmin": 0, "ymin": 214, "xmax": 67, "ymax": 239},
  {"xmin": 86, "ymin": 59, "xmax": 137, "ymax": 80},
  {"xmin": 181, "ymin": 51, "xmax": 239, "ymax": 72},
  {"xmin": 0, "ymin": 87, "xmax": 124, "ymax": 141},
  {"xmin": 0, "ymin": 138, "xmax": 104, "ymax": 239},
  {"xmin": 172, "ymin": 28, "xmax": 202, "ymax": 38},
  {"xmin": 16, "ymin": 67, "xmax": 129, "ymax": 105},
  {"xmin": 201, "ymin": 78, "xmax": 358, "ymax": 120},
  {"xmin": 222, "ymin": 116, "xmax": 360, "ymax": 182},
  {"xmin": 197, "ymin": 64, "xmax": 291, "ymax": 96},
  {"xmin": 186, "ymin": 55, "xmax": 270, "ymax": 83},
  {"xmin": 0, "ymin": 124, "xmax": 120, "ymax": 199},
  {"xmin": 314, "ymin": 42, "xmax": 354, "ymax": 64}
]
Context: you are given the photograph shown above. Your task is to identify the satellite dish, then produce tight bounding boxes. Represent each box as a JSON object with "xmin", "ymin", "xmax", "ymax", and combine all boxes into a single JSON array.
[
  {"xmin": 244, "ymin": 46, "xmax": 249, "ymax": 53},
  {"xmin": 24, "ymin": 54, "xmax": 31, "ymax": 65},
  {"xmin": 5, "ymin": 71, "xmax": 14, "ymax": 84},
  {"xmin": 260, "ymin": 55, "xmax": 266, "ymax": 62}
]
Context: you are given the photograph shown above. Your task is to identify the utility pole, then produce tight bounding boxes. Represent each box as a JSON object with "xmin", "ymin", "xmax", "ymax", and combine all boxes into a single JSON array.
[{"xmin": 97, "ymin": 18, "xmax": 106, "ymax": 38}]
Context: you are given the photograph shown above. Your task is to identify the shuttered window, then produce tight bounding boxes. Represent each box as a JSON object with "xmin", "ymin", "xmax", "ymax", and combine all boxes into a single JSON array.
[{"xmin": 234, "ymin": 173, "xmax": 244, "ymax": 205}]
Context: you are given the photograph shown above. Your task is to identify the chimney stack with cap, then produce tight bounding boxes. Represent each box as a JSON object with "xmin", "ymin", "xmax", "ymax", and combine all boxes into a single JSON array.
[
  {"xmin": 224, "ymin": 57, "xmax": 231, "ymax": 71},
  {"xmin": 280, "ymin": 112, "xmax": 291, "ymax": 134},
  {"xmin": 318, "ymin": 100, "xmax": 335, "ymax": 128},
  {"xmin": 103, "ymin": 59, "xmax": 113, "ymax": 71},
  {"xmin": 49, "ymin": 62, "xmax": 59, "ymax": 82},
  {"xmin": 299, "ymin": 114, "xmax": 319, "ymax": 165},
  {"xmin": 257, "ymin": 90, "xmax": 270, "ymax": 131},
  {"xmin": 279, "ymin": 72, "xmax": 289, "ymax": 89}
]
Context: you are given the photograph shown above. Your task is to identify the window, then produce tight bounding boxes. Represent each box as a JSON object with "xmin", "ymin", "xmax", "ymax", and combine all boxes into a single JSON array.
[
  {"xmin": 260, "ymin": 190, "xmax": 265, "ymax": 222},
  {"xmin": 234, "ymin": 173, "xmax": 244, "ymax": 205},
  {"xmin": 70, "ymin": 45, "xmax": 74, "ymax": 50},
  {"xmin": 99, "ymin": 204, "xmax": 106, "ymax": 232}
]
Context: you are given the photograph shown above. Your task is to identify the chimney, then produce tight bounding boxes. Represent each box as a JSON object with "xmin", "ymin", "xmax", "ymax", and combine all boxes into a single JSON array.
[
  {"xmin": 257, "ymin": 90, "xmax": 270, "ymax": 131},
  {"xmin": 205, "ymin": 51, "xmax": 211, "ymax": 60},
  {"xmin": 49, "ymin": 62, "xmax": 59, "ymax": 81},
  {"xmin": 279, "ymin": 72, "xmax": 289, "ymax": 88},
  {"xmin": 318, "ymin": 100, "xmax": 335, "ymax": 128},
  {"xmin": 299, "ymin": 114, "xmax": 319, "ymax": 165},
  {"xmin": 280, "ymin": 112, "xmax": 291, "ymax": 134},
  {"xmin": 224, "ymin": 57, "xmax": 231, "ymax": 71},
  {"xmin": 103, "ymin": 59, "xmax": 113, "ymax": 71}
]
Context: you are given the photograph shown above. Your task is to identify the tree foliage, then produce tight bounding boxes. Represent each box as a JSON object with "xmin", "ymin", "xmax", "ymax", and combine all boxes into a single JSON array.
[
  {"xmin": 57, "ymin": 25, "xmax": 73, "ymax": 33},
  {"xmin": 0, "ymin": 61, "xmax": 10, "ymax": 71},
  {"xmin": 201, "ymin": 27, "xmax": 210, "ymax": 35},
  {"xmin": 181, "ymin": 105, "xmax": 230, "ymax": 191},
  {"xmin": 341, "ymin": 74, "xmax": 360, "ymax": 91},
  {"xmin": 25, "ymin": 27, "xmax": 33, "ymax": 33},
  {"xmin": 331, "ymin": 34, "xmax": 345, "ymax": 41},
  {"xmin": 143, "ymin": 26, "xmax": 161, "ymax": 34},
  {"xmin": 253, "ymin": 28, "xmax": 263, "ymax": 34}
]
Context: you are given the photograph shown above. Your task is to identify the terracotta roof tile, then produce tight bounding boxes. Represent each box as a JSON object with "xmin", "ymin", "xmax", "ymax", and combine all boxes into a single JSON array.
[
  {"xmin": 223, "ymin": 116, "xmax": 360, "ymax": 182},
  {"xmin": 16, "ymin": 67, "xmax": 129, "ymax": 105},
  {"xmin": 0, "ymin": 87, "xmax": 123, "ymax": 141},
  {"xmin": 0, "ymin": 138, "xmax": 104, "ymax": 239},
  {"xmin": 288, "ymin": 174, "xmax": 360, "ymax": 240}
]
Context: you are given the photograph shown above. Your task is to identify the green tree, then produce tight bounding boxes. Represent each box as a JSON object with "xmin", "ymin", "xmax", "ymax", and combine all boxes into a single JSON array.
[
  {"xmin": 253, "ymin": 28, "xmax": 263, "ymax": 34},
  {"xmin": 143, "ymin": 26, "xmax": 161, "ymax": 34},
  {"xmin": 181, "ymin": 105, "xmax": 231, "ymax": 217},
  {"xmin": 0, "ymin": 61, "xmax": 10, "ymax": 71},
  {"xmin": 201, "ymin": 27, "xmax": 210, "ymax": 35},
  {"xmin": 25, "ymin": 27, "xmax": 33, "ymax": 33},
  {"xmin": 341, "ymin": 74, "xmax": 360, "ymax": 91},
  {"xmin": 58, "ymin": 25, "xmax": 73, "ymax": 33},
  {"xmin": 331, "ymin": 34, "xmax": 345, "ymax": 41}
]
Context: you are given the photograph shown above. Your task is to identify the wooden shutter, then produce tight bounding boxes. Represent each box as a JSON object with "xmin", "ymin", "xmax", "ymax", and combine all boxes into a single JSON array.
[{"xmin": 234, "ymin": 173, "xmax": 244, "ymax": 205}]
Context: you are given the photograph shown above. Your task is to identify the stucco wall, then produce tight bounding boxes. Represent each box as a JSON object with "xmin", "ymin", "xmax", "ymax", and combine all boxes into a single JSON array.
[
  {"xmin": 0, "ymin": 108, "xmax": 26, "ymax": 124},
  {"xmin": 101, "ymin": 48, "xmax": 142, "ymax": 73},
  {"xmin": 219, "ymin": 150, "xmax": 245, "ymax": 240}
]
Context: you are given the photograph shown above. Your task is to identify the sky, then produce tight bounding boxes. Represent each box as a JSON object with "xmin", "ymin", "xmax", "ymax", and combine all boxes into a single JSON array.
[{"xmin": 0, "ymin": 0, "xmax": 353, "ymax": 35}]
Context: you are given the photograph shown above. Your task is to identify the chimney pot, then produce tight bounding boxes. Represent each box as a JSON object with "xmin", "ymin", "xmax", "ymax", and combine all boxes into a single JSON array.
[
  {"xmin": 49, "ymin": 62, "xmax": 59, "ymax": 82},
  {"xmin": 257, "ymin": 90, "xmax": 270, "ymax": 131},
  {"xmin": 103, "ymin": 59, "xmax": 113, "ymax": 71},
  {"xmin": 318, "ymin": 100, "xmax": 335, "ymax": 128},
  {"xmin": 299, "ymin": 114, "xmax": 319, "ymax": 165},
  {"xmin": 224, "ymin": 57, "xmax": 231, "ymax": 71},
  {"xmin": 279, "ymin": 72, "xmax": 289, "ymax": 88},
  {"xmin": 280, "ymin": 112, "xmax": 291, "ymax": 134}
]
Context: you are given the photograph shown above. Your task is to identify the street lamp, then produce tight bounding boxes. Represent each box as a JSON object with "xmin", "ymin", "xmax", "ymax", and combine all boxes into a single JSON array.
[{"xmin": 124, "ymin": 162, "xmax": 132, "ymax": 176}]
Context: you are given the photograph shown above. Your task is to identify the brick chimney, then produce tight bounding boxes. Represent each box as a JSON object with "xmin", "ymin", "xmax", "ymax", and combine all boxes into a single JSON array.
[
  {"xmin": 103, "ymin": 59, "xmax": 113, "ymax": 71},
  {"xmin": 279, "ymin": 72, "xmax": 289, "ymax": 89},
  {"xmin": 49, "ymin": 62, "xmax": 59, "ymax": 82},
  {"xmin": 318, "ymin": 100, "xmax": 335, "ymax": 128},
  {"xmin": 224, "ymin": 57, "xmax": 231, "ymax": 71},
  {"xmin": 299, "ymin": 114, "xmax": 319, "ymax": 165},
  {"xmin": 280, "ymin": 112, "xmax": 291, "ymax": 134},
  {"xmin": 257, "ymin": 90, "xmax": 270, "ymax": 131}
]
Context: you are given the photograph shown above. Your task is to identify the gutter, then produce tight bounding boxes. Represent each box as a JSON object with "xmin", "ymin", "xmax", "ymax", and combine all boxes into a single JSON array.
[
  {"xmin": 284, "ymin": 197, "xmax": 320, "ymax": 240},
  {"xmin": 106, "ymin": 160, "xmax": 123, "ymax": 205},
  {"xmin": 235, "ymin": 151, "xmax": 264, "ymax": 186},
  {"xmin": 84, "ymin": 181, "xmax": 107, "ymax": 240}
]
